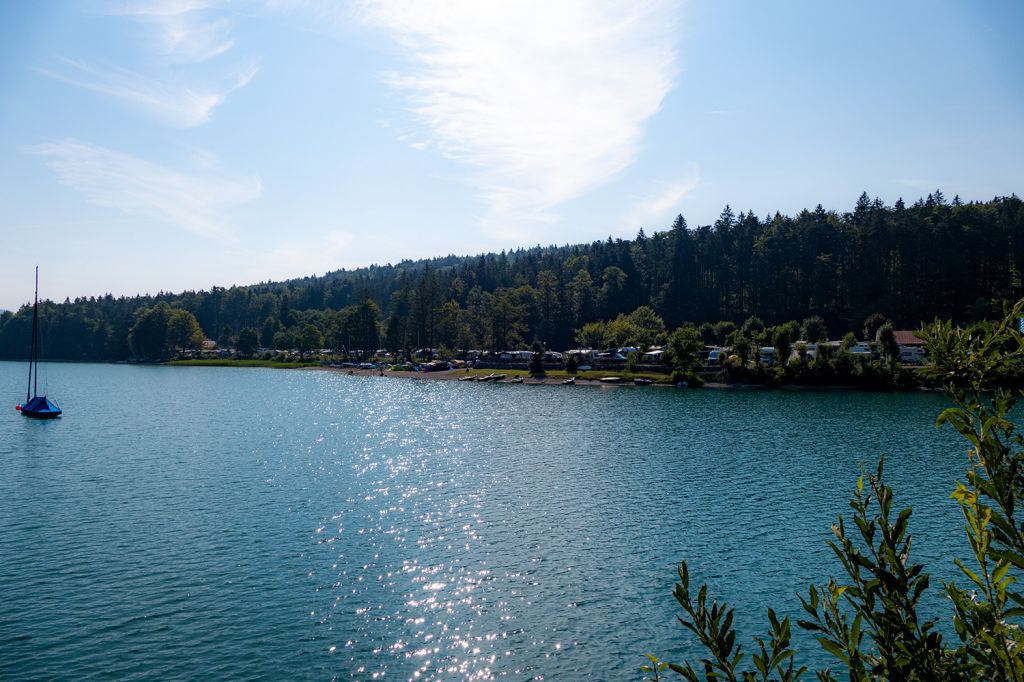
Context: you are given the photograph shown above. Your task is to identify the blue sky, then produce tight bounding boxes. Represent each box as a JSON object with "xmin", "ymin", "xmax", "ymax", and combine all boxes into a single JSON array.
[{"xmin": 2, "ymin": 1, "xmax": 1022, "ymax": 310}]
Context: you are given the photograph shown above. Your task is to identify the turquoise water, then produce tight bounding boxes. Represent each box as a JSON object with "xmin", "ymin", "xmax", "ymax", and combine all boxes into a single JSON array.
[{"xmin": 0, "ymin": 362, "xmax": 968, "ymax": 679}]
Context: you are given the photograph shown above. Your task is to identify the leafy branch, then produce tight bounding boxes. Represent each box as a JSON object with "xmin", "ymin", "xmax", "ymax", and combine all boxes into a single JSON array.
[{"xmin": 649, "ymin": 300, "xmax": 1024, "ymax": 680}]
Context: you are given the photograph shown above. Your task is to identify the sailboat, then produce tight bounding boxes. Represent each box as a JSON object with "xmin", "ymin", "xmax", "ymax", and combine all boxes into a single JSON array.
[{"xmin": 16, "ymin": 267, "xmax": 62, "ymax": 419}]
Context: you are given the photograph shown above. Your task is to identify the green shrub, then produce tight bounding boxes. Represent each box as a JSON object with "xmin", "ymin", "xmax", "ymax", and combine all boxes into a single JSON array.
[
  {"xmin": 670, "ymin": 370, "xmax": 704, "ymax": 387},
  {"xmin": 650, "ymin": 300, "xmax": 1024, "ymax": 680}
]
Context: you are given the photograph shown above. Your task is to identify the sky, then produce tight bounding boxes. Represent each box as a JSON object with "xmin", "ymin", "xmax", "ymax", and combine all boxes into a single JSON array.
[{"xmin": 1, "ymin": 1, "xmax": 1022, "ymax": 310}]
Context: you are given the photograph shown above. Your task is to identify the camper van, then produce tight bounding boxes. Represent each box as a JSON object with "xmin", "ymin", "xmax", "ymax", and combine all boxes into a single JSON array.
[
  {"xmin": 849, "ymin": 342, "xmax": 873, "ymax": 358},
  {"xmin": 899, "ymin": 346, "xmax": 927, "ymax": 365}
]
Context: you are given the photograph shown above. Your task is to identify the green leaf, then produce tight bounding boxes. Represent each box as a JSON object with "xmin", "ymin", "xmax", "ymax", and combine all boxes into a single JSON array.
[
  {"xmin": 956, "ymin": 560, "xmax": 988, "ymax": 590},
  {"xmin": 993, "ymin": 558, "xmax": 1012, "ymax": 585},
  {"xmin": 816, "ymin": 637, "xmax": 849, "ymax": 664}
]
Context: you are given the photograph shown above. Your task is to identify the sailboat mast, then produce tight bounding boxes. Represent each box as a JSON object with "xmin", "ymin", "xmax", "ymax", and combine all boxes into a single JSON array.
[
  {"xmin": 32, "ymin": 266, "xmax": 39, "ymax": 398},
  {"xmin": 26, "ymin": 267, "xmax": 38, "ymax": 402}
]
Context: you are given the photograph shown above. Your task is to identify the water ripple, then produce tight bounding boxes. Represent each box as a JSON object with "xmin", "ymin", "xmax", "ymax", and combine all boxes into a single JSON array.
[{"xmin": 0, "ymin": 363, "xmax": 967, "ymax": 679}]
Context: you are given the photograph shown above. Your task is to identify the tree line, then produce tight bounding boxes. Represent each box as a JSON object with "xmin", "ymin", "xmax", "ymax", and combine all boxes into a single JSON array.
[{"xmin": 1, "ymin": 191, "xmax": 1021, "ymax": 361}]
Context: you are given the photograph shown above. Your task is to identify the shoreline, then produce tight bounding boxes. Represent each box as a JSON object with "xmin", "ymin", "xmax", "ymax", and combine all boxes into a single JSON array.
[
  {"xmin": 2, "ymin": 358, "xmax": 936, "ymax": 392},
  {"xmin": 308, "ymin": 365, "xmax": 936, "ymax": 392},
  {"xmin": 311, "ymin": 366, "xmax": 622, "ymax": 387}
]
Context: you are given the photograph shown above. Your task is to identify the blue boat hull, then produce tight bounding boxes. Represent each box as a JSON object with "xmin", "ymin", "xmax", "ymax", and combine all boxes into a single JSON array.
[
  {"xmin": 20, "ymin": 396, "xmax": 62, "ymax": 419},
  {"xmin": 21, "ymin": 409, "xmax": 62, "ymax": 419}
]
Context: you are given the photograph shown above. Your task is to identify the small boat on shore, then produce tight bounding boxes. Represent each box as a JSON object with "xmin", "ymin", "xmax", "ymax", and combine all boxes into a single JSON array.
[
  {"xmin": 458, "ymin": 374, "xmax": 476, "ymax": 381},
  {"xmin": 633, "ymin": 377, "xmax": 653, "ymax": 385},
  {"xmin": 507, "ymin": 376, "xmax": 523, "ymax": 383},
  {"xmin": 561, "ymin": 377, "xmax": 576, "ymax": 385},
  {"xmin": 475, "ymin": 374, "xmax": 496, "ymax": 382},
  {"xmin": 599, "ymin": 376, "xmax": 623, "ymax": 384}
]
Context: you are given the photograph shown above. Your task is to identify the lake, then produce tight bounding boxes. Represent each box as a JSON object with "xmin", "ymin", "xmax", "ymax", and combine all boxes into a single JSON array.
[{"xmin": 0, "ymin": 362, "xmax": 970, "ymax": 679}]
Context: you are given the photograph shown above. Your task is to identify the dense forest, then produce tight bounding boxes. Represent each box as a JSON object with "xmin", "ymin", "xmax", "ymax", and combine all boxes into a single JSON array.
[{"xmin": 1, "ymin": 191, "xmax": 1022, "ymax": 361}]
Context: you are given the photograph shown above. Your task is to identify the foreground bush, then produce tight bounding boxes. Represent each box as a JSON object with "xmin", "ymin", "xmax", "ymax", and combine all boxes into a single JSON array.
[{"xmin": 646, "ymin": 301, "xmax": 1024, "ymax": 680}]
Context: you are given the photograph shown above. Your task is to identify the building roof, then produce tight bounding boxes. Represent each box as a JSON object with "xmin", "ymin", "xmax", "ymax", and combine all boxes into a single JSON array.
[{"xmin": 893, "ymin": 330, "xmax": 924, "ymax": 346}]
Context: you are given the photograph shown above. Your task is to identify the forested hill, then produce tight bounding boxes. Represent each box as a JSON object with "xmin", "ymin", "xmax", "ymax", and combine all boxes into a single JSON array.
[{"xmin": 1, "ymin": 191, "xmax": 1022, "ymax": 361}]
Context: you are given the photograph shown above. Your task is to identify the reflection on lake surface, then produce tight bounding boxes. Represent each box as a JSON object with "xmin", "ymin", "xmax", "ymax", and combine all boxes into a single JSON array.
[{"xmin": 0, "ymin": 362, "xmax": 968, "ymax": 679}]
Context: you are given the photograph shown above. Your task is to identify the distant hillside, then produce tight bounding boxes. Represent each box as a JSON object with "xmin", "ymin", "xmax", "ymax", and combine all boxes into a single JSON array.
[{"xmin": 0, "ymin": 191, "xmax": 1021, "ymax": 361}]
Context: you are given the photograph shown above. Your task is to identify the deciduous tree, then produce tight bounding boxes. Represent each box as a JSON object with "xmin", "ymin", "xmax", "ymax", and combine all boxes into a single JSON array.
[
  {"xmin": 665, "ymin": 325, "xmax": 704, "ymax": 375},
  {"xmin": 236, "ymin": 327, "xmax": 258, "ymax": 357},
  {"xmin": 167, "ymin": 309, "xmax": 204, "ymax": 354},
  {"xmin": 127, "ymin": 303, "xmax": 171, "ymax": 359},
  {"xmin": 297, "ymin": 323, "xmax": 323, "ymax": 359}
]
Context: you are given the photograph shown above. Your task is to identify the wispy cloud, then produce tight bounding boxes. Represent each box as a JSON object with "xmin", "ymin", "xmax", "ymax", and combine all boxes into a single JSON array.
[
  {"xmin": 25, "ymin": 139, "xmax": 262, "ymax": 240},
  {"xmin": 356, "ymin": 0, "xmax": 679, "ymax": 231},
  {"xmin": 36, "ymin": 1, "xmax": 255, "ymax": 127},
  {"xmin": 625, "ymin": 167, "xmax": 701, "ymax": 229},
  {"xmin": 113, "ymin": 0, "xmax": 234, "ymax": 63},
  {"xmin": 37, "ymin": 56, "xmax": 256, "ymax": 128}
]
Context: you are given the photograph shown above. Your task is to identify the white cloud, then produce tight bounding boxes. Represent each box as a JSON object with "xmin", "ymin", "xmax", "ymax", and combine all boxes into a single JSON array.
[
  {"xmin": 37, "ymin": 2, "xmax": 256, "ymax": 127},
  {"xmin": 114, "ymin": 0, "xmax": 235, "ymax": 63},
  {"xmin": 37, "ymin": 56, "xmax": 256, "ymax": 128},
  {"xmin": 25, "ymin": 139, "xmax": 262, "ymax": 240},
  {"xmin": 625, "ymin": 168, "xmax": 701, "ymax": 229},
  {"xmin": 356, "ymin": 0, "xmax": 678, "ymax": 231}
]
